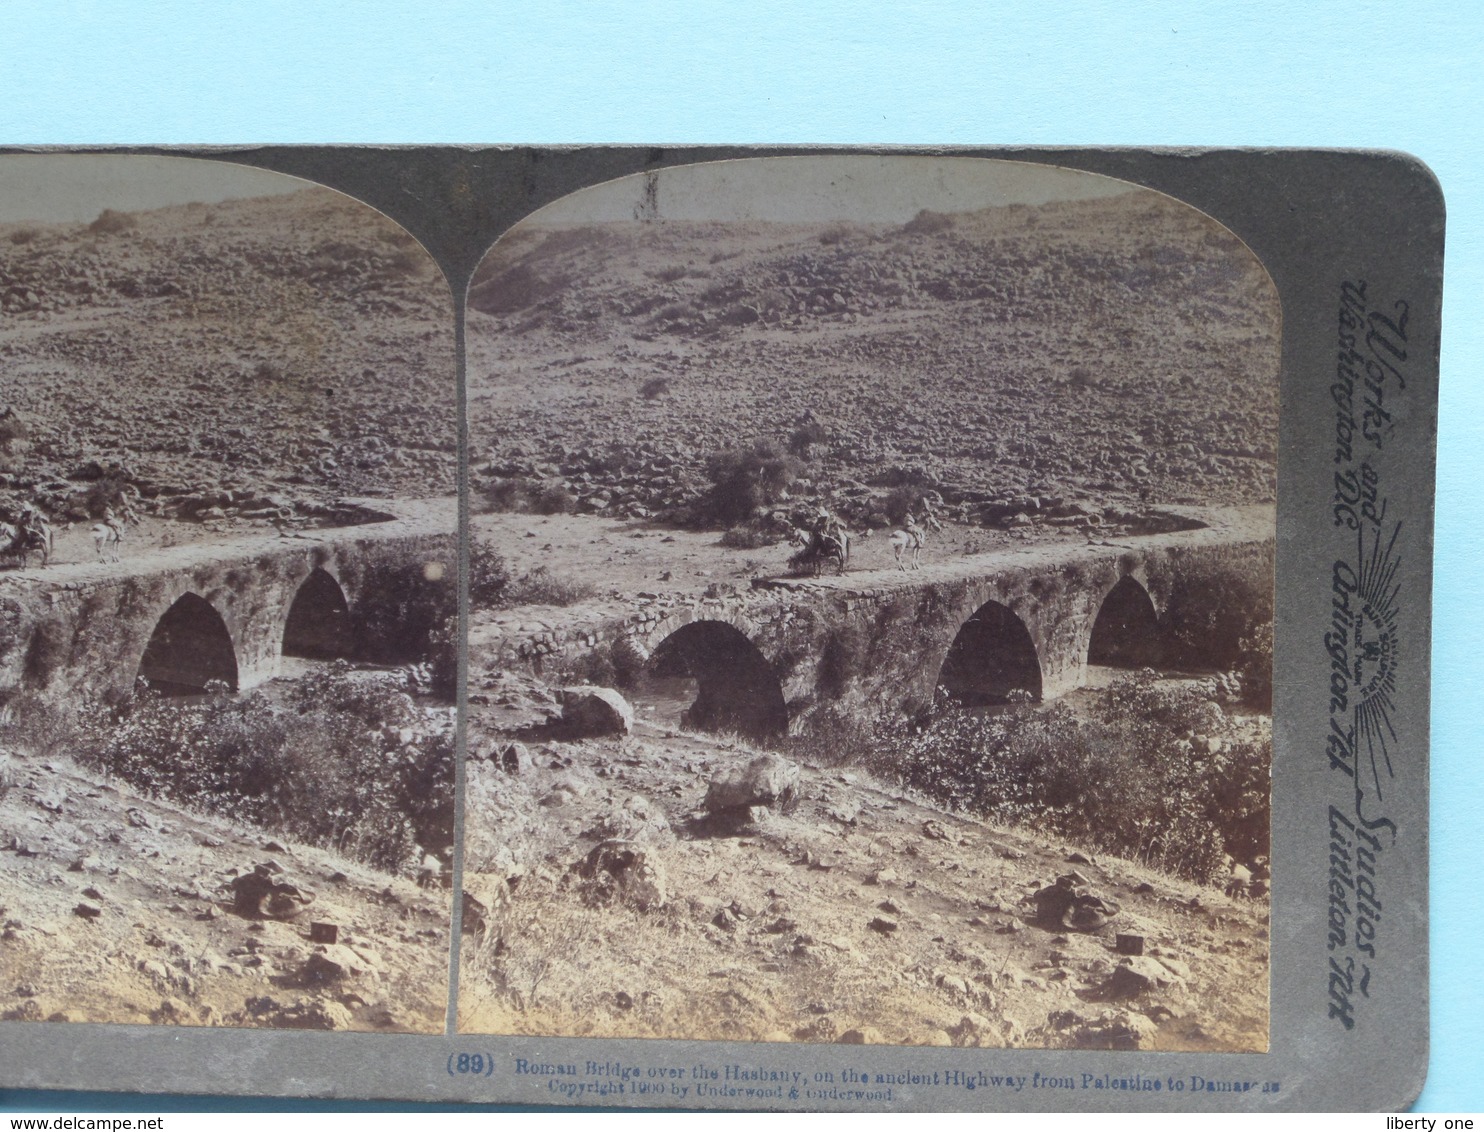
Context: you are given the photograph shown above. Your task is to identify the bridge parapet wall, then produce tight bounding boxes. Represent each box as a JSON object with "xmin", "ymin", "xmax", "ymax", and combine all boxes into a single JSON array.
[
  {"xmin": 477, "ymin": 530, "xmax": 1274, "ymax": 731},
  {"xmin": 0, "ymin": 529, "xmax": 455, "ymax": 707}
]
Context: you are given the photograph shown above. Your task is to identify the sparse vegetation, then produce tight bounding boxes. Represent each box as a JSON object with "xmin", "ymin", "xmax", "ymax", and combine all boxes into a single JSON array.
[
  {"xmin": 469, "ymin": 543, "xmax": 595, "ymax": 610},
  {"xmin": 831, "ymin": 671, "xmax": 1269, "ymax": 883},
  {"xmin": 504, "ymin": 565, "xmax": 596, "ymax": 607},
  {"xmin": 469, "ymin": 540, "xmax": 513, "ymax": 606},
  {"xmin": 0, "ymin": 410, "xmax": 29, "ymax": 452},
  {"xmin": 719, "ymin": 521, "xmax": 780, "ymax": 549},
  {"xmin": 787, "ymin": 419, "xmax": 829, "ymax": 458},
  {"xmin": 901, "ymin": 208, "xmax": 955, "ymax": 236},
  {"xmin": 697, "ymin": 439, "xmax": 800, "ymax": 527},
  {"xmin": 481, "ymin": 477, "xmax": 576, "ymax": 515},
  {"xmin": 77, "ymin": 666, "xmax": 454, "ymax": 873},
  {"xmin": 87, "ymin": 208, "xmax": 138, "ymax": 236}
]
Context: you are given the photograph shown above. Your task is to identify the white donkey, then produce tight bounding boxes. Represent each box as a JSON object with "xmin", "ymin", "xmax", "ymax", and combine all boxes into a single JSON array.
[
  {"xmin": 91, "ymin": 506, "xmax": 136, "ymax": 563},
  {"xmin": 889, "ymin": 509, "xmax": 942, "ymax": 570}
]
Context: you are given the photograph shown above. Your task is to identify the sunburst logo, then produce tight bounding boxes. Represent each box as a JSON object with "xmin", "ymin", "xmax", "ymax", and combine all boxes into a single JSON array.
[{"xmin": 1353, "ymin": 522, "xmax": 1402, "ymax": 802}]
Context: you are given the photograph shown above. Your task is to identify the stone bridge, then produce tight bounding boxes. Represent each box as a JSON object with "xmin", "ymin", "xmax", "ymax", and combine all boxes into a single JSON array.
[
  {"xmin": 475, "ymin": 507, "xmax": 1274, "ymax": 739},
  {"xmin": 0, "ymin": 509, "xmax": 456, "ymax": 706}
]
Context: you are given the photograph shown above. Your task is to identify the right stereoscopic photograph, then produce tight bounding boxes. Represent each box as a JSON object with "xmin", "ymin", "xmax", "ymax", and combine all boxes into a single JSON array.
[{"xmin": 459, "ymin": 156, "xmax": 1278, "ymax": 1053}]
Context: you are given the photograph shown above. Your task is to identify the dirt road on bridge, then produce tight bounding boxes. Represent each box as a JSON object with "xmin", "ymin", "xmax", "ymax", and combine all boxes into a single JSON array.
[{"xmin": 0, "ymin": 497, "xmax": 456, "ymax": 590}]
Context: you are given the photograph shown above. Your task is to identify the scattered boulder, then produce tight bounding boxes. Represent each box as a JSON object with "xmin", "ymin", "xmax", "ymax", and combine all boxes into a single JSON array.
[
  {"xmin": 302, "ymin": 944, "xmax": 373, "ymax": 986},
  {"xmin": 149, "ymin": 998, "xmax": 193, "ymax": 1025},
  {"xmin": 265, "ymin": 997, "xmax": 355, "ymax": 1031},
  {"xmin": 575, "ymin": 840, "xmax": 667, "ymax": 911},
  {"xmin": 2, "ymin": 1000, "xmax": 44, "ymax": 1022},
  {"xmin": 461, "ymin": 877, "xmax": 511, "ymax": 934},
  {"xmin": 1031, "ymin": 874, "xmax": 1120, "ymax": 932},
  {"xmin": 560, "ymin": 687, "xmax": 633, "ymax": 736},
  {"xmin": 946, "ymin": 1013, "xmax": 996, "ymax": 1047},
  {"xmin": 836, "ymin": 1027, "xmax": 884, "ymax": 1045},
  {"xmin": 705, "ymin": 754, "xmax": 799, "ymax": 814},
  {"xmin": 1105, "ymin": 955, "xmax": 1186, "ymax": 998},
  {"xmin": 1061, "ymin": 1008, "xmax": 1160, "ymax": 1050},
  {"xmin": 229, "ymin": 862, "xmax": 315, "ymax": 920},
  {"xmin": 499, "ymin": 742, "xmax": 529, "ymax": 774}
]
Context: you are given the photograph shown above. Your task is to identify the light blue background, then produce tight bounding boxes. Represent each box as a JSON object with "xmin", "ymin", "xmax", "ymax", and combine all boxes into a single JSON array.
[{"xmin": 0, "ymin": 0, "xmax": 1478, "ymax": 1113}]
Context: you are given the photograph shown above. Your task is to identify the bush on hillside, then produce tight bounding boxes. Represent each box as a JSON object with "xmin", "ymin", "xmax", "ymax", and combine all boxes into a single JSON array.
[
  {"xmin": 78, "ymin": 667, "xmax": 454, "ymax": 873},
  {"xmin": 697, "ymin": 440, "xmax": 799, "ymax": 527}
]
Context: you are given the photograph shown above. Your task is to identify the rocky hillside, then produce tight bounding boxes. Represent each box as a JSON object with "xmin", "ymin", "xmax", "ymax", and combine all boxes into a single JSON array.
[
  {"xmin": 458, "ymin": 672, "xmax": 1270, "ymax": 1051},
  {"xmin": 0, "ymin": 188, "xmax": 455, "ymax": 523},
  {"xmin": 0, "ymin": 749, "xmax": 449, "ymax": 1032},
  {"xmin": 468, "ymin": 191, "xmax": 1280, "ymax": 526}
]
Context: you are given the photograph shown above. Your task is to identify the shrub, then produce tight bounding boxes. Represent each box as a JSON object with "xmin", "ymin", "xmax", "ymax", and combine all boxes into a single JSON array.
[
  {"xmin": 0, "ymin": 411, "xmax": 29, "ymax": 452},
  {"xmin": 483, "ymin": 476, "xmax": 537, "ymax": 512},
  {"xmin": 883, "ymin": 485, "xmax": 924, "ymax": 525},
  {"xmin": 0, "ymin": 689, "xmax": 74, "ymax": 758},
  {"xmin": 1236, "ymin": 621, "xmax": 1274, "ymax": 710},
  {"xmin": 481, "ymin": 477, "xmax": 574, "ymax": 515},
  {"xmin": 719, "ymin": 522, "xmax": 779, "ymax": 549},
  {"xmin": 469, "ymin": 542, "xmax": 512, "ymax": 607},
  {"xmin": 787, "ymin": 419, "xmax": 829, "ymax": 458},
  {"xmin": 555, "ymin": 638, "xmax": 644, "ymax": 691},
  {"xmin": 1164, "ymin": 560, "xmax": 1273, "ymax": 672},
  {"xmin": 639, "ymin": 376, "xmax": 672, "ymax": 400},
  {"xmin": 427, "ymin": 614, "xmax": 459, "ymax": 702},
  {"xmin": 505, "ymin": 565, "xmax": 595, "ymax": 607},
  {"xmin": 354, "ymin": 557, "xmax": 457, "ymax": 671},
  {"xmin": 88, "ymin": 209, "xmax": 138, "ymax": 235},
  {"xmin": 901, "ymin": 209, "xmax": 955, "ymax": 236},
  {"xmin": 787, "ymin": 704, "xmax": 878, "ymax": 769},
  {"xmin": 859, "ymin": 670, "xmax": 1269, "ymax": 883},
  {"xmin": 7, "ymin": 227, "xmax": 39, "ymax": 245},
  {"xmin": 78, "ymin": 669, "xmax": 455, "ymax": 873},
  {"xmin": 699, "ymin": 440, "xmax": 799, "ymax": 527},
  {"xmin": 531, "ymin": 483, "xmax": 577, "ymax": 515}
]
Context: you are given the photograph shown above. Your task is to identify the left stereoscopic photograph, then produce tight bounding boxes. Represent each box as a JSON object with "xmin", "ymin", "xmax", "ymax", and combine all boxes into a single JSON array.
[{"xmin": 0, "ymin": 155, "xmax": 457, "ymax": 1032}]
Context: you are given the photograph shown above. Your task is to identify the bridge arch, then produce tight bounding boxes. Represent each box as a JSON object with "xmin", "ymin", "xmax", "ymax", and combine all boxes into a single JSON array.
[
  {"xmin": 937, "ymin": 599, "xmax": 1043, "ymax": 705},
  {"xmin": 282, "ymin": 567, "xmax": 355, "ymax": 660},
  {"xmin": 1087, "ymin": 575, "xmax": 1163, "ymax": 669},
  {"xmin": 645, "ymin": 618, "xmax": 787, "ymax": 741},
  {"xmin": 139, "ymin": 592, "xmax": 239, "ymax": 693}
]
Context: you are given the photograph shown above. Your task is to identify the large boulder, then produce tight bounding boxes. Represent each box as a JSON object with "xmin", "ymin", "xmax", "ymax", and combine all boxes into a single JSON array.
[
  {"xmin": 560, "ymin": 687, "xmax": 633, "ymax": 736},
  {"xmin": 575, "ymin": 840, "xmax": 667, "ymax": 911},
  {"xmin": 229, "ymin": 862, "xmax": 314, "ymax": 920},
  {"xmin": 1104, "ymin": 955, "xmax": 1187, "ymax": 998},
  {"xmin": 705, "ymin": 754, "xmax": 800, "ymax": 814},
  {"xmin": 1030, "ymin": 873, "xmax": 1119, "ymax": 932}
]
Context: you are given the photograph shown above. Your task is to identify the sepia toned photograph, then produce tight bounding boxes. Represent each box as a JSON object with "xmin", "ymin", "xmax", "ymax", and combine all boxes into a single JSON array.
[
  {"xmin": 0, "ymin": 155, "xmax": 458, "ymax": 1033},
  {"xmin": 458, "ymin": 156, "xmax": 1278, "ymax": 1052}
]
